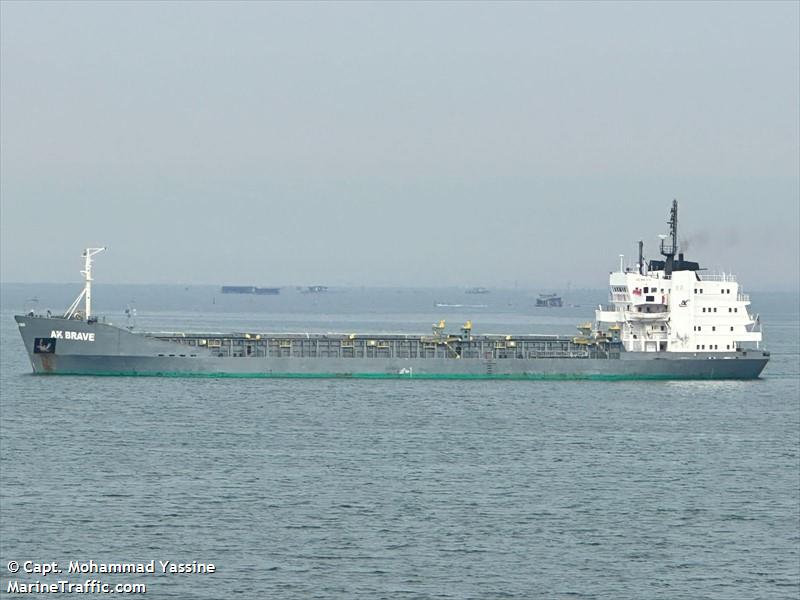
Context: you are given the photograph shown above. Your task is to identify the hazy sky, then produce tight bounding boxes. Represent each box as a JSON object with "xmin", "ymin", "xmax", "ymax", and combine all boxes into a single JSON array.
[{"xmin": 1, "ymin": 1, "xmax": 798, "ymax": 290}]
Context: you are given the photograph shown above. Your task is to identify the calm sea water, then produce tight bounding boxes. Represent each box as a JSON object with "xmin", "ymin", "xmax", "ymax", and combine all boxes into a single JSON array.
[{"xmin": 1, "ymin": 286, "xmax": 798, "ymax": 599}]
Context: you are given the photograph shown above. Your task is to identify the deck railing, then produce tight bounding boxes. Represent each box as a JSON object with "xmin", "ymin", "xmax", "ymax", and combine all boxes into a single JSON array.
[
  {"xmin": 598, "ymin": 304, "xmax": 623, "ymax": 312},
  {"xmin": 698, "ymin": 272, "xmax": 737, "ymax": 282}
]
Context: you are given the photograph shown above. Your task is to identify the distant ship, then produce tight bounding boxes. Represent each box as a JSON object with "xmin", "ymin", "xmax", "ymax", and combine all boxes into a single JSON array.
[
  {"xmin": 536, "ymin": 293, "xmax": 563, "ymax": 307},
  {"xmin": 465, "ymin": 287, "xmax": 490, "ymax": 294},
  {"xmin": 435, "ymin": 303, "xmax": 488, "ymax": 309},
  {"xmin": 15, "ymin": 201, "xmax": 768, "ymax": 379},
  {"xmin": 221, "ymin": 286, "xmax": 280, "ymax": 295},
  {"xmin": 301, "ymin": 286, "xmax": 329, "ymax": 294}
]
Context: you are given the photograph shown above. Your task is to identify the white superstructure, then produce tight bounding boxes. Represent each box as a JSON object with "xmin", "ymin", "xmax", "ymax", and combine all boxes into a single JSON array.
[{"xmin": 595, "ymin": 202, "xmax": 762, "ymax": 353}]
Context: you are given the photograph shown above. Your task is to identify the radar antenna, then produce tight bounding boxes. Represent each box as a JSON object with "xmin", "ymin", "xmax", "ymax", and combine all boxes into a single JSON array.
[
  {"xmin": 64, "ymin": 247, "xmax": 106, "ymax": 320},
  {"xmin": 659, "ymin": 200, "xmax": 678, "ymax": 277}
]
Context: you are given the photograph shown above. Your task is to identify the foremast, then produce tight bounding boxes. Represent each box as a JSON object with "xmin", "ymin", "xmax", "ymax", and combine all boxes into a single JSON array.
[{"xmin": 64, "ymin": 247, "xmax": 106, "ymax": 320}]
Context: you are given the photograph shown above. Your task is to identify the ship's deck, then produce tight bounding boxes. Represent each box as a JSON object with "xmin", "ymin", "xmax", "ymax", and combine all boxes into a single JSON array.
[{"xmin": 148, "ymin": 332, "xmax": 619, "ymax": 360}]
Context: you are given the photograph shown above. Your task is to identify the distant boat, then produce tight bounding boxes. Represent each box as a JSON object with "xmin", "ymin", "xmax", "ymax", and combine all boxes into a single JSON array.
[
  {"xmin": 465, "ymin": 287, "xmax": 490, "ymax": 294},
  {"xmin": 221, "ymin": 286, "xmax": 255, "ymax": 294},
  {"xmin": 221, "ymin": 286, "xmax": 280, "ymax": 295},
  {"xmin": 536, "ymin": 293, "xmax": 563, "ymax": 307},
  {"xmin": 302, "ymin": 285, "xmax": 329, "ymax": 294},
  {"xmin": 435, "ymin": 303, "xmax": 488, "ymax": 309}
]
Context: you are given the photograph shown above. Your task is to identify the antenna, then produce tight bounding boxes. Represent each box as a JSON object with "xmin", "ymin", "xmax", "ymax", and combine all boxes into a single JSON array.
[
  {"xmin": 64, "ymin": 247, "xmax": 106, "ymax": 320},
  {"xmin": 125, "ymin": 304, "xmax": 137, "ymax": 330}
]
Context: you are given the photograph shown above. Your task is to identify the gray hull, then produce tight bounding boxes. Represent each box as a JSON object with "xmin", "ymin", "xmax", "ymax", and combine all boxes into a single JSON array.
[{"xmin": 15, "ymin": 315, "xmax": 769, "ymax": 380}]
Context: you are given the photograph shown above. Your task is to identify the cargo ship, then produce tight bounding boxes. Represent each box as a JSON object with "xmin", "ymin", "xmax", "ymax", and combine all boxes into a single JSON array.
[{"xmin": 15, "ymin": 202, "xmax": 769, "ymax": 379}]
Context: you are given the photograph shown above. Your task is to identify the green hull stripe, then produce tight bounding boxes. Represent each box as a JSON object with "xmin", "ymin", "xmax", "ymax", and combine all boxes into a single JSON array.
[{"xmin": 31, "ymin": 370, "xmax": 753, "ymax": 381}]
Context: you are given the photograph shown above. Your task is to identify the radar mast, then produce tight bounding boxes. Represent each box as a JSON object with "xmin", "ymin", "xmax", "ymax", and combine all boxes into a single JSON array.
[{"xmin": 660, "ymin": 200, "xmax": 678, "ymax": 278}]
